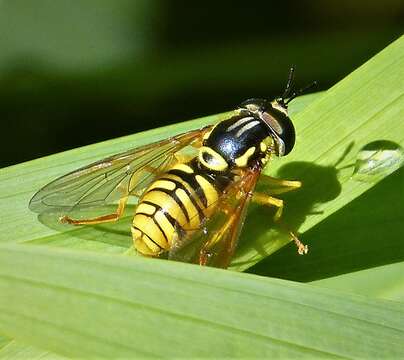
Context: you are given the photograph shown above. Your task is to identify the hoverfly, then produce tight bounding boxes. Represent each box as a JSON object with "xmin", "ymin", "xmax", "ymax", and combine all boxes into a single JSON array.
[{"xmin": 30, "ymin": 67, "xmax": 313, "ymax": 268}]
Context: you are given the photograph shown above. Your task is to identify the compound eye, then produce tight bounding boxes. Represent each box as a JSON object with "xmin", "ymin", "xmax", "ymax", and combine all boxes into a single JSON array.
[
  {"xmin": 261, "ymin": 108, "xmax": 295, "ymax": 156},
  {"xmin": 280, "ymin": 126, "xmax": 295, "ymax": 156},
  {"xmin": 273, "ymin": 117, "xmax": 295, "ymax": 156}
]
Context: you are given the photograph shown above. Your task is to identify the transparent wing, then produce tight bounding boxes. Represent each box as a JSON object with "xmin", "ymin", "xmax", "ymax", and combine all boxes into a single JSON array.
[
  {"xmin": 29, "ymin": 127, "xmax": 211, "ymax": 215},
  {"xmin": 168, "ymin": 166, "xmax": 261, "ymax": 268}
]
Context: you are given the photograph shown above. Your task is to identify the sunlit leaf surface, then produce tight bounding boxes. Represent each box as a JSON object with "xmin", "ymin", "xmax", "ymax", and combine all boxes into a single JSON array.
[
  {"xmin": 0, "ymin": 36, "xmax": 403, "ymax": 358},
  {"xmin": 0, "ymin": 244, "xmax": 404, "ymax": 358}
]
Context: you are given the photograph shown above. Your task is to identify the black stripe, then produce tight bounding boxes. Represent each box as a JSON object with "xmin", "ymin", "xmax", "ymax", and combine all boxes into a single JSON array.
[
  {"xmin": 205, "ymin": 171, "xmax": 233, "ymax": 192},
  {"xmin": 196, "ymin": 173, "xmax": 217, "ymax": 201},
  {"xmin": 132, "ymin": 226, "xmax": 163, "ymax": 250},
  {"xmin": 146, "ymin": 188, "xmax": 190, "ymax": 222},
  {"xmin": 142, "ymin": 201, "xmax": 186, "ymax": 239},
  {"xmin": 164, "ymin": 211, "xmax": 185, "ymax": 238},
  {"xmin": 159, "ymin": 176, "xmax": 204, "ymax": 222},
  {"xmin": 168, "ymin": 168, "xmax": 209, "ymax": 208},
  {"xmin": 136, "ymin": 211, "xmax": 156, "ymax": 217},
  {"xmin": 152, "ymin": 216, "xmax": 168, "ymax": 243}
]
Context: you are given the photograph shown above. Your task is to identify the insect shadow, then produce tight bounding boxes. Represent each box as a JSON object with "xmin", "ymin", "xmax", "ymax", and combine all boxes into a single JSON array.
[
  {"xmin": 236, "ymin": 160, "xmax": 342, "ymax": 267},
  {"xmin": 248, "ymin": 140, "xmax": 404, "ymax": 282}
]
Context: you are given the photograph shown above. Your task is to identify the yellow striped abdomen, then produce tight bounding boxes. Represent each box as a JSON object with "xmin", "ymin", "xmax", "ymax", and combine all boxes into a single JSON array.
[{"xmin": 132, "ymin": 161, "xmax": 224, "ymax": 256}]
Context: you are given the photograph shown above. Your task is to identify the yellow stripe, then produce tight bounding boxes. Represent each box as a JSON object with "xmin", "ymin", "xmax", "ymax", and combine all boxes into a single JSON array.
[
  {"xmin": 131, "ymin": 227, "xmax": 142, "ymax": 239},
  {"xmin": 154, "ymin": 211, "xmax": 175, "ymax": 245},
  {"xmin": 171, "ymin": 163, "xmax": 194, "ymax": 174},
  {"xmin": 198, "ymin": 146, "xmax": 228, "ymax": 172},
  {"xmin": 262, "ymin": 136, "xmax": 274, "ymax": 148},
  {"xmin": 132, "ymin": 227, "xmax": 161, "ymax": 255},
  {"xmin": 226, "ymin": 116, "xmax": 255, "ymax": 131},
  {"xmin": 133, "ymin": 213, "xmax": 168, "ymax": 249},
  {"xmin": 175, "ymin": 188, "xmax": 201, "ymax": 228},
  {"xmin": 203, "ymin": 128, "xmax": 212, "ymax": 140},
  {"xmin": 141, "ymin": 190, "xmax": 187, "ymax": 225},
  {"xmin": 147, "ymin": 179, "xmax": 176, "ymax": 191},
  {"xmin": 235, "ymin": 121, "xmax": 260, "ymax": 138},
  {"xmin": 235, "ymin": 147, "xmax": 256, "ymax": 167},
  {"xmin": 195, "ymin": 175, "xmax": 218, "ymax": 207},
  {"xmin": 162, "ymin": 173, "xmax": 205, "ymax": 210},
  {"xmin": 136, "ymin": 203, "xmax": 156, "ymax": 215},
  {"xmin": 202, "ymin": 131, "xmax": 212, "ymax": 140}
]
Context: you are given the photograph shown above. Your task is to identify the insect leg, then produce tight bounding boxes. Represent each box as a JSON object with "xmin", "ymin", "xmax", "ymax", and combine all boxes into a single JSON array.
[
  {"xmin": 288, "ymin": 230, "xmax": 308, "ymax": 255},
  {"xmin": 59, "ymin": 196, "xmax": 128, "ymax": 225},
  {"xmin": 252, "ymin": 192, "xmax": 308, "ymax": 255},
  {"xmin": 253, "ymin": 193, "xmax": 284, "ymax": 221},
  {"xmin": 259, "ymin": 174, "xmax": 301, "ymax": 195}
]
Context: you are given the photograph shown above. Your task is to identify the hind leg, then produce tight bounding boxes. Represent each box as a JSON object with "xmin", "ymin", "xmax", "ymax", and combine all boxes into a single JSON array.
[{"xmin": 60, "ymin": 196, "xmax": 128, "ymax": 225}]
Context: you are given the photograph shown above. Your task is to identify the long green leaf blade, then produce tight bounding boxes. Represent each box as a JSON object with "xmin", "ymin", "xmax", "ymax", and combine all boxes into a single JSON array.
[
  {"xmin": 0, "ymin": 339, "xmax": 63, "ymax": 360},
  {"xmin": 0, "ymin": 32, "xmax": 403, "ymax": 360},
  {"xmin": 0, "ymin": 244, "xmax": 403, "ymax": 358}
]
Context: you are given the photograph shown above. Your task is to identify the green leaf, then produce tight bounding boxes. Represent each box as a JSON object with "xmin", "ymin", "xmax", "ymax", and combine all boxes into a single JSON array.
[
  {"xmin": 0, "ymin": 34, "xmax": 403, "ymax": 359},
  {"xmin": 0, "ymin": 336, "xmax": 11, "ymax": 351},
  {"xmin": 0, "ymin": 339, "xmax": 63, "ymax": 360},
  {"xmin": 249, "ymin": 167, "xmax": 404, "ymax": 302},
  {"xmin": 1, "ymin": 244, "xmax": 404, "ymax": 358}
]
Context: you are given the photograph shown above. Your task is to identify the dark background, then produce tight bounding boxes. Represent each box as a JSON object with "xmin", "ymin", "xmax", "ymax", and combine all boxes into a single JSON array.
[{"xmin": 0, "ymin": 0, "xmax": 402, "ymax": 168}]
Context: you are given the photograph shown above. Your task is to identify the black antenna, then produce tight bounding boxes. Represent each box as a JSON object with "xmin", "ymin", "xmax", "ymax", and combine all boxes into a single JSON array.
[
  {"xmin": 281, "ymin": 65, "xmax": 295, "ymax": 100},
  {"xmin": 285, "ymin": 80, "xmax": 317, "ymax": 105},
  {"xmin": 278, "ymin": 66, "xmax": 317, "ymax": 107}
]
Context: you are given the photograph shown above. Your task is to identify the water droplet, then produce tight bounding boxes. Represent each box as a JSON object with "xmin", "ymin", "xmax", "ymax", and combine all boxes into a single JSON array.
[{"xmin": 352, "ymin": 141, "xmax": 404, "ymax": 182}]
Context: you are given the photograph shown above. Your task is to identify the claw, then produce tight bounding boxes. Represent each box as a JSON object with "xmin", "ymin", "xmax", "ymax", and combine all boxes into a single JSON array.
[
  {"xmin": 297, "ymin": 244, "xmax": 309, "ymax": 255},
  {"xmin": 59, "ymin": 215, "xmax": 69, "ymax": 224}
]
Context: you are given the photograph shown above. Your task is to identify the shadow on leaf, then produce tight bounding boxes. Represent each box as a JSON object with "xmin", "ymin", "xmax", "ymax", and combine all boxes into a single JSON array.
[{"xmin": 248, "ymin": 165, "xmax": 404, "ymax": 281}]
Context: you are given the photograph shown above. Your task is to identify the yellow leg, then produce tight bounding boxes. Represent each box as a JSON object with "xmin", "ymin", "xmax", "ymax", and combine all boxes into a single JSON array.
[
  {"xmin": 259, "ymin": 174, "xmax": 301, "ymax": 195},
  {"xmin": 59, "ymin": 196, "xmax": 128, "ymax": 225},
  {"xmin": 252, "ymin": 192, "xmax": 308, "ymax": 255},
  {"xmin": 253, "ymin": 193, "xmax": 284, "ymax": 221}
]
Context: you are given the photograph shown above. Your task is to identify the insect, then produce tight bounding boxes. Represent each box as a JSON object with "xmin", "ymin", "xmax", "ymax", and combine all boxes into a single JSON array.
[{"xmin": 30, "ymin": 67, "xmax": 313, "ymax": 268}]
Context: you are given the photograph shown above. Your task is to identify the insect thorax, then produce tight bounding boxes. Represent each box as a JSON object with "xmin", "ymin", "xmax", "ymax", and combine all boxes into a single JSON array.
[{"xmin": 198, "ymin": 112, "xmax": 274, "ymax": 171}]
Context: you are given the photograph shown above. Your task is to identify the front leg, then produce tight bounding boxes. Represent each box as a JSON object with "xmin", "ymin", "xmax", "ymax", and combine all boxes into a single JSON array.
[
  {"xmin": 253, "ymin": 193, "xmax": 284, "ymax": 222},
  {"xmin": 258, "ymin": 174, "xmax": 302, "ymax": 195}
]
